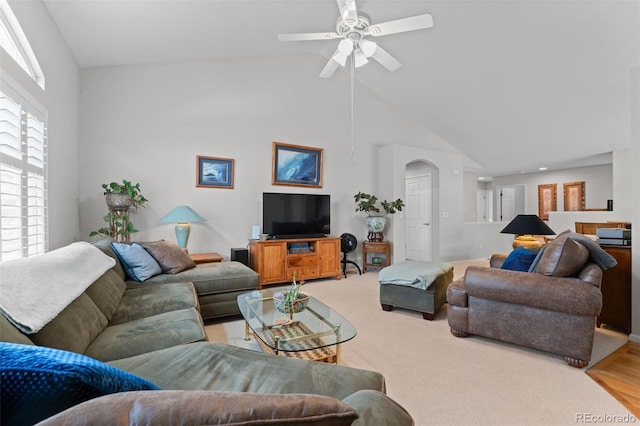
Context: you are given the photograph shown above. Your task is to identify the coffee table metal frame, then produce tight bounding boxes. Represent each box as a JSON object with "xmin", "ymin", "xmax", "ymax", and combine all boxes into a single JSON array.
[{"xmin": 237, "ymin": 287, "xmax": 356, "ymax": 363}]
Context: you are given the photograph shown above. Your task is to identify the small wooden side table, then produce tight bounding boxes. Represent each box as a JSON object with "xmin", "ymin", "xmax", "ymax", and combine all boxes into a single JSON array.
[
  {"xmin": 362, "ymin": 241, "xmax": 390, "ymax": 272},
  {"xmin": 190, "ymin": 252, "xmax": 223, "ymax": 264}
]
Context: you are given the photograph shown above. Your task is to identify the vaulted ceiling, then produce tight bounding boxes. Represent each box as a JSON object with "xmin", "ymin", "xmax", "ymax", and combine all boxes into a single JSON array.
[{"xmin": 43, "ymin": 0, "xmax": 640, "ymax": 178}]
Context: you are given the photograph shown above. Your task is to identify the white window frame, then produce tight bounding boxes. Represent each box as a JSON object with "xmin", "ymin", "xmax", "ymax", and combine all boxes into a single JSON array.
[
  {"xmin": 0, "ymin": 0, "xmax": 45, "ymax": 89},
  {"xmin": 1, "ymin": 77, "xmax": 48, "ymax": 261},
  {"xmin": 0, "ymin": 0, "xmax": 47, "ymax": 261}
]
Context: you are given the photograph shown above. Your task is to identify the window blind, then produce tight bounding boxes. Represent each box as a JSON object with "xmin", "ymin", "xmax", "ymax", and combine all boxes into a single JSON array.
[{"xmin": 0, "ymin": 85, "xmax": 47, "ymax": 261}]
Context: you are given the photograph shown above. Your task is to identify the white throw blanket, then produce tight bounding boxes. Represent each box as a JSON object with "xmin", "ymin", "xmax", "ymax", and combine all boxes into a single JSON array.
[
  {"xmin": 0, "ymin": 242, "xmax": 115, "ymax": 334},
  {"xmin": 378, "ymin": 261, "xmax": 453, "ymax": 290}
]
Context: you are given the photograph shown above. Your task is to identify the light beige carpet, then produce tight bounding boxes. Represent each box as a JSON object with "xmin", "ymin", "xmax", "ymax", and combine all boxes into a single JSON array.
[{"xmin": 205, "ymin": 260, "xmax": 635, "ymax": 425}]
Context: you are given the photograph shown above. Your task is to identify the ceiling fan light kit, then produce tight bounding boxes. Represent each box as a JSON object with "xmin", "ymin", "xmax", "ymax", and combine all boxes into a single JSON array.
[
  {"xmin": 277, "ymin": 0, "xmax": 434, "ymax": 78},
  {"xmin": 359, "ymin": 38, "xmax": 376, "ymax": 57}
]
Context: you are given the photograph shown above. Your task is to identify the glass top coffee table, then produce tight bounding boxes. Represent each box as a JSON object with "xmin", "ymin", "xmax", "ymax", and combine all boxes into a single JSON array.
[{"xmin": 237, "ymin": 287, "xmax": 357, "ymax": 364}]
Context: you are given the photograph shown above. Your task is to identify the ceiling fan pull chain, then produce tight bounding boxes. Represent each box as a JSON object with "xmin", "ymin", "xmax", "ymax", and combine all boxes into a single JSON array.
[{"xmin": 350, "ymin": 53, "xmax": 355, "ymax": 161}]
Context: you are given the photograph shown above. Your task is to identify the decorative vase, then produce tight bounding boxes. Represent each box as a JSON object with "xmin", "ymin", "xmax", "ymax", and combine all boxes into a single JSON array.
[
  {"xmin": 366, "ymin": 216, "xmax": 386, "ymax": 242},
  {"xmin": 105, "ymin": 192, "xmax": 132, "ymax": 211},
  {"xmin": 273, "ymin": 291, "xmax": 309, "ymax": 317}
]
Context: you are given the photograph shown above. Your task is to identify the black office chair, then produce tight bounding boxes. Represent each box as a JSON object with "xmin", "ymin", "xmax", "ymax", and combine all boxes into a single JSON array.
[{"xmin": 340, "ymin": 233, "xmax": 362, "ymax": 278}]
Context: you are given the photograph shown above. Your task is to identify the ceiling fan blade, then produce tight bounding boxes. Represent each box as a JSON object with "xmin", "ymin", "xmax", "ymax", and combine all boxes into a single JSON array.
[
  {"xmin": 371, "ymin": 45, "xmax": 402, "ymax": 71},
  {"xmin": 367, "ymin": 13, "xmax": 433, "ymax": 37},
  {"xmin": 277, "ymin": 32, "xmax": 339, "ymax": 42},
  {"xmin": 336, "ymin": 0, "xmax": 358, "ymax": 24},
  {"xmin": 319, "ymin": 56, "xmax": 340, "ymax": 78}
]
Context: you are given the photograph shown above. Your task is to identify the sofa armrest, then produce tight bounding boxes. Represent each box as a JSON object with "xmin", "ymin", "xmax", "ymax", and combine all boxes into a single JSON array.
[
  {"xmin": 342, "ymin": 390, "xmax": 414, "ymax": 426},
  {"xmin": 462, "ymin": 266, "xmax": 602, "ymax": 316},
  {"xmin": 489, "ymin": 253, "xmax": 509, "ymax": 268},
  {"xmin": 37, "ymin": 390, "xmax": 360, "ymax": 426}
]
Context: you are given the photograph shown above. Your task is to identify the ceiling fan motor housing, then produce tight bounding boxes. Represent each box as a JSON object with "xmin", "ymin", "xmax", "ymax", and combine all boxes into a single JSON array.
[{"xmin": 336, "ymin": 14, "xmax": 370, "ymax": 39}]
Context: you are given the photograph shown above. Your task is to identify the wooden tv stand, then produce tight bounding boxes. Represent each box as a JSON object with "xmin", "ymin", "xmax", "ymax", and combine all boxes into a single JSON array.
[{"xmin": 249, "ymin": 237, "xmax": 341, "ymax": 288}]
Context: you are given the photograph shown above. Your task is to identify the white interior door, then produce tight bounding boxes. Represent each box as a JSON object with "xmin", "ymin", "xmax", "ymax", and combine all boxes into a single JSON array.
[
  {"xmin": 500, "ymin": 187, "xmax": 516, "ymax": 222},
  {"xmin": 476, "ymin": 190, "xmax": 487, "ymax": 222},
  {"xmin": 405, "ymin": 174, "xmax": 432, "ymax": 261},
  {"xmin": 498, "ymin": 185, "xmax": 525, "ymax": 222}
]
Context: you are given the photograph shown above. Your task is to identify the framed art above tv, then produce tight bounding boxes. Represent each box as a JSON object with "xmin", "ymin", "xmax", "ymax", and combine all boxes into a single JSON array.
[{"xmin": 272, "ymin": 142, "xmax": 323, "ymax": 188}]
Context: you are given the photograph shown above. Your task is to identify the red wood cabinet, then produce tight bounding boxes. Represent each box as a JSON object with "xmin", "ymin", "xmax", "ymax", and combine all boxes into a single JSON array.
[{"xmin": 597, "ymin": 245, "xmax": 631, "ymax": 333}]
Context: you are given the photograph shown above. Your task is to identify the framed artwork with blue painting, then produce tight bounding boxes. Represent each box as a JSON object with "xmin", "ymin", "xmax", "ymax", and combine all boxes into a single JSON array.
[
  {"xmin": 272, "ymin": 142, "xmax": 323, "ymax": 188},
  {"xmin": 196, "ymin": 156, "xmax": 234, "ymax": 189}
]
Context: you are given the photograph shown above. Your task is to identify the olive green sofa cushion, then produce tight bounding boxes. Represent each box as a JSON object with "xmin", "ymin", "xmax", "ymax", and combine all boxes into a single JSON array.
[{"xmin": 93, "ymin": 237, "xmax": 260, "ymax": 319}]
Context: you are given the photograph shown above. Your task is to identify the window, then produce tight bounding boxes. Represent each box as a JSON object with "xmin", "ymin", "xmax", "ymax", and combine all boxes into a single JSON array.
[
  {"xmin": 0, "ymin": 83, "xmax": 48, "ymax": 261},
  {"xmin": 0, "ymin": 0, "xmax": 47, "ymax": 260},
  {"xmin": 0, "ymin": 0, "xmax": 45, "ymax": 89}
]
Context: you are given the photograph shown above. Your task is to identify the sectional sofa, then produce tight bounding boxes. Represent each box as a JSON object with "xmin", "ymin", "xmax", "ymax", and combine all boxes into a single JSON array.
[
  {"xmin": 0, "ymin": 241, "xmax": 413, "ymax": 425},
  {"xmin": 93, "ymin": 237, "xmax": 260, "ymax": 320}
]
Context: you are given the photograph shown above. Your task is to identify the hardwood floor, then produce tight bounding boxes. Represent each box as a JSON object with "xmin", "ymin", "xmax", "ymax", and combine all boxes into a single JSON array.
[{"xmin": 587, "ymin": 342, "xmax": 640, "ymax": 418}]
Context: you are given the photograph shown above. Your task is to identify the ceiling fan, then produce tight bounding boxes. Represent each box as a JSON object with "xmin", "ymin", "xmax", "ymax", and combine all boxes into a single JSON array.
[{"xmin": 277, "ymin": 0, "xmax": 433, "ymax": 78}]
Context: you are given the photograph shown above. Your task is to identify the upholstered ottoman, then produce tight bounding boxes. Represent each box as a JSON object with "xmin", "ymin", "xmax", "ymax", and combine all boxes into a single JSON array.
[{"xmin": 378, "ymin": 261, "xmax": 453, "ymax": 320}]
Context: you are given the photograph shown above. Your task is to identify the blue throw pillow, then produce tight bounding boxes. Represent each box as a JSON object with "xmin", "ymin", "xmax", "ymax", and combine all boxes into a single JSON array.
[
  {"xmin": 111, "ymin": 242, "xmax": 162, "ymax": 282},
  {"xmin": 500, "ymin": 248, "xmax": 538, "ymax": 272},
  {"xmin": 0, "ymin": 342, "xmax": 160, "ymax": 425}
]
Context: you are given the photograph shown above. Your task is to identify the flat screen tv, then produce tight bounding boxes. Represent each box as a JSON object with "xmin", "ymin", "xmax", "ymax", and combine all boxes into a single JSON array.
[{"xmin": 263, "ymin": 192, "xmax": 330, "ymax": 239}]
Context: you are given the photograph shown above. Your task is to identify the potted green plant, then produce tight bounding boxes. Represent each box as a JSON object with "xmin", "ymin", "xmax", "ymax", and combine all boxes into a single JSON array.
[
  {"xmin": 90, "ymin": 180, "xmax": 148, "ymax": 241},
  {"xmin": 273, "ymin": 272, "xmax": 309, "ymax": 319},
  {"xmin": 354, "ymin": 192, "xmax": 405, "ymax": 242},
  {"xmin": 102, "ymin": 180, "xmax": 148, "ymax": 211}
]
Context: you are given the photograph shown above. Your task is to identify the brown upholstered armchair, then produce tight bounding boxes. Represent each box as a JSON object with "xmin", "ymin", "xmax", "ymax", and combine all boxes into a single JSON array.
[{"xmin": 447, "ymin": 234, "xmax": 612, "ymax": 368}]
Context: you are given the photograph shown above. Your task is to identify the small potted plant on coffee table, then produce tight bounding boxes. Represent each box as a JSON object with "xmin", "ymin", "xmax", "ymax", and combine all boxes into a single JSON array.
[{"xmin": 273, "ymin": 272, "xmax": 309, "ymax": 319}]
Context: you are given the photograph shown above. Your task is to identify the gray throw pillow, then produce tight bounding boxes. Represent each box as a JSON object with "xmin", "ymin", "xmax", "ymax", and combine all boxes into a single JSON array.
[{"xmin": 141, "ymin": 240, "xmax": 196, "ymax": 274}]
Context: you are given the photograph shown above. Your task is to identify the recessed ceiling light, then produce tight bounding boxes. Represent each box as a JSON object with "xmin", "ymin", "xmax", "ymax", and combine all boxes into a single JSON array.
[
  {"xmin": 478, "ymin": 177, "xmax": 485, "ymax": 180},
  {"xmin": 539, "ymin": 167, "xmax": 548, "ymax": 171}
]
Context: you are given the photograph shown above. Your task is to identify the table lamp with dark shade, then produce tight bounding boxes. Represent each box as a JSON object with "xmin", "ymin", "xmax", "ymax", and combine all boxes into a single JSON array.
[
  {"xmin": 160, "ymin": 205, "xmax": 206, "ymax": 249},
  {"xmin": 500, "ymin": 214, "xmax": 555, "ymax": 251}
]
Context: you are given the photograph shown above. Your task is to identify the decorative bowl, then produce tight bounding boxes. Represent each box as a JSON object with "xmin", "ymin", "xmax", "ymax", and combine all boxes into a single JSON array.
[{"xmin": 273, "ymin": 291, "xmax": 309, "ymax": 315}]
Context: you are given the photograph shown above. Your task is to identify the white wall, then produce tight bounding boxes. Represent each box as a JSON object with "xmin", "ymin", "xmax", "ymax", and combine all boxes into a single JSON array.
[
  {"xmin": 491, "ymin": 164, "xmax": 614, "ymax": 218},
  {"xmin": 631, "ymin": 67, "xmax": 639, "ymax": 342},
  {"xmin": 6, "ymin": 0, "xmax": 80, "ymax": 249},
  {"xmin": 458, "ymin": 163, "xmax": 619, "ymax": 259},
  {"xmin": 612, "ymin": 148, "xmax": 632, "ymax": 218},
  {"xmin": 464, "ymin": 164, "xmax": 615, "ymax": 224},
  {"xmin": 78, "ymin": 56, "xmax": 460, "ymax": 259},
  {"xmin": 462, "ymin": 172, "xmax": 479, "ymax": 222},
  {"xmin": 547, "ymin": 211, "xmax": 627, "ymax": 235}
]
